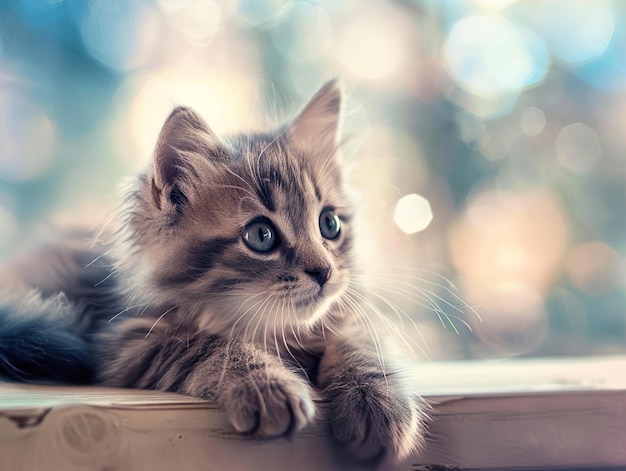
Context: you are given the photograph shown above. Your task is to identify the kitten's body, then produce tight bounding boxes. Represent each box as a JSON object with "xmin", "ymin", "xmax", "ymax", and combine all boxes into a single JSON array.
[{"xmin": 0, "ymin": 82, "xmax": 427, "ymax": 463}]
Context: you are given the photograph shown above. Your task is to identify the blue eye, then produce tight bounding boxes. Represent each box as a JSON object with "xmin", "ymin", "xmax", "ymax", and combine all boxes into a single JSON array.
[
  {"xmin": 243, "ymin": 220, "xmax": 277, "ymax": 252},
  {"xmin": 319, "ymin": 209, "xmax": 341, "ymax": 240}
]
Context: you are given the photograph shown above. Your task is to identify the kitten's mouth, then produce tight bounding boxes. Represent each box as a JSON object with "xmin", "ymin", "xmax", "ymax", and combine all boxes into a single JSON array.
[{"xmin": 292, "ymin": 278, "xmax": 347, "ymax": 317}]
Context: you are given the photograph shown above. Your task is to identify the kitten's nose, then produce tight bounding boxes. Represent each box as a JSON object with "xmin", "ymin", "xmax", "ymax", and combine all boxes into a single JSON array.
[{"xmin": 305, "ymin": 265, "xmax": 332, "ymax": 287}]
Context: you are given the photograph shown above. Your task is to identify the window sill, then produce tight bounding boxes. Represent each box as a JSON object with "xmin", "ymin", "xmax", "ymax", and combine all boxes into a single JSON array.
[{"xmin": 1, "ymin": 356, "xmax": 625, "ymax": 470}]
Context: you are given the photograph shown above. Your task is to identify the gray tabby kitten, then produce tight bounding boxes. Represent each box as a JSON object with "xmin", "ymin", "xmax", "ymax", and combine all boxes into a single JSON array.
[{"xmin": 0, "ymin": 81, "xmax": 428, "ymax": 463}]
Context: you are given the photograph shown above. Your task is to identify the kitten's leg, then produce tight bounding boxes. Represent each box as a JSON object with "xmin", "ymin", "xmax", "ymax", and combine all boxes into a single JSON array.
[
  {"xmin": 317, "ymin": 337, "xmax": 429, "ymax": 463},
  {"xmin": 98, "ymin": 318, "xmax": 315, "ymax": 438}
]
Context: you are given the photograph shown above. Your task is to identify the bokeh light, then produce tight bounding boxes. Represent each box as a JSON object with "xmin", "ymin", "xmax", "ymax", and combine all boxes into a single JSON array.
[
  {"xmin": 519, "ymin": 107, "xmax": 546, "ymax": 136},
  {"xmin": 0, "ymin": 89, "xmax": 57, "ymax": 181},
  {"xmin": 272, "ymin": 3, "xmax": 331, "ymax": 63},
  {"xmin": 78, "ymin": 0, "xmax": 161, "ymax": 72},
  {"xmin": 236, "ymin": 0, "xmax": 284, "ymax": 27},
  {"xmin": 573, "ymin": 10, "xmax": 626, "ymax": 92},
  {"xmin": 450, "ymin": 189, "xmax": 569, "ymax": 293},
  {"xmin": 118, "ymin": 66, "xmax": 261, "ymax": 163},
  {"xmin": 444, "ymin": 14, "xmax": 551, "ymax": 98},
  {"xmin": 159, "ymin": 0, "xmax": 228, "ymax": 48},
  {"xmin": 156, "ymin": 0, "xmax": 191, "ymax": 12},
  {"xmin": 556, "ymin": 123, "xmax": 602, "ymax": 174},
  {"xmin": 567, "ymin": 241, "xmax": 621, "ymax": 296},
  {"xmin": 394, "ymin": 194, "xmax": 433, "ymax": 234},
  {"xmin": 1, "ymin": 0, "xmax": 626, "ymax": 361},
  {"xmin": 450, "ymin": 189, "xmax": 569, "ymax": 354},
  {"xmin": 524, "ymin": 0, "xmax": 614, "ymax": 64},
  {"xmin": 332, "ymin": 2, "xmax": 412, "ymax": 82}
]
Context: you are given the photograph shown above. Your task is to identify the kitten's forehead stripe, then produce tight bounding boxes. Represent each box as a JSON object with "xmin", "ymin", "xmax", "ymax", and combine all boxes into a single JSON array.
[
  {"xmin": 242, "ymin": 135, "xmax": 318, "ymax": 225},
  {"xmin": 312, "ymin": 178, "xmax": 322, "ymax": 202},
  {"xmin": 255, "ymin": 174, "xmax": 276, "ymax": 212}
]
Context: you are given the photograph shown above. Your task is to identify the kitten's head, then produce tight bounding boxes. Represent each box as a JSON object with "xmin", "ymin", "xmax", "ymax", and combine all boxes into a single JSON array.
[{"xmin": 121, "ymin": 81, "xmax": 353, "ymax": 337}]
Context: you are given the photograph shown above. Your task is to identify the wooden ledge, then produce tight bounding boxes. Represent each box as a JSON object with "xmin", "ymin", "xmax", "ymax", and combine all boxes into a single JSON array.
[{"xmin": 1, "ymin": 356, "xmax": 626, "ymax": 470}]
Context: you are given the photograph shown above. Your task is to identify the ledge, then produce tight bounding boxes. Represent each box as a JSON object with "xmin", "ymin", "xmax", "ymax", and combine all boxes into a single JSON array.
[{"xmin": 1, "ymin": 356, "xmax": 625, "ymax": 471}]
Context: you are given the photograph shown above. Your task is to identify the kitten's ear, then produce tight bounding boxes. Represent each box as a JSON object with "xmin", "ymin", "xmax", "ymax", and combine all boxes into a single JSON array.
[
  {"xmin": 151, "ymin": 107, "xmax": 218, "ymax": 209},
  {"xmin": 290, "ymin": 80, "xmax": 342, "ymax": 160}
]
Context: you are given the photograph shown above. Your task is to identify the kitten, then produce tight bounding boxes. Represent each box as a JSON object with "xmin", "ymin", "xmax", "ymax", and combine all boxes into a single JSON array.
[{"xmin": 0, "ymin": 81, "xmax": 428, "ymax": 463}]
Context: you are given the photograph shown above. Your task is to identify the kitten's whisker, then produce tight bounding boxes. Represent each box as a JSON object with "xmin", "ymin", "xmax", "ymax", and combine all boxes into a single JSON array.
[
  {"xmin": 84, "ymin": 250, "xmax": 113, "ymax": 268},
  {"xmin": 350, "ymin": 282, "xmax": 454, "ymax": 334},
  {"xmin": 346, "ymin": 286, "xmax": 429, "ymax": 356},
  {"xmin": 256, "ymin": 131, "xmax": 285, "ymax": 166},
  {"xmin": 108, "ymin": 302, "xmax": 147, "ymax": 323},
  {"xmin": 227, "ymin": 290, "xmax": 272, "ymax": 340},
  {"xmin": 272, "ymin": 299, "xmax": 283, "ymax": 359},
  {"xmin": 241, "ymin": 292, "xmax": 273, "ymax": 345},
  {"xmin": 340, "ymin": 292, "xmax": 386, "ymax": 374},
  {"xmin": 350, "ymin": 275, "xmax": 478, "ymax": 334},
  {"xmin": 94, "ymin": 271, "xmax": 115, "ymax": 287},
  {"xmin": 352, "ymin": 273, "xmax": 468, "ymax": 315},
  {"xmin": 351, "ymin": 269, "xmax": 481, "ymax": 322},
  {"xmin": 288, "ymin": 311, "xmax": 308, "ymax": 352},
  {"xmin": 219, "ymin": 164, "xmax": 257, "ymax": 194},
  {"xmin": 344, "ymin": 287, "xmax": 429, "ymax": 361},
  {"xmin": 211, "ymin": 184, "xmax": 258, "ymax": 200},
  {"xmin": 261, "ymin": 297, "xmax": 274, "ymax": 356},
  {"xmin": 278, "ymin": 300, "xmax": 306, "ymax": 377},
  {"xmin": 145, "ymin": 306, "xmax": 176, "ymax": 338}
]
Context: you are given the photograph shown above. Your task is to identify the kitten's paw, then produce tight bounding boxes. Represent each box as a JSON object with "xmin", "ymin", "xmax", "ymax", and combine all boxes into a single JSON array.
[
  {"xmin": 223, "ymin": 371, "xmax": 315, "ymax": 439},
  {"xmin": 328, "ymin": 379, "xmax": 429, "ymax": 463}
]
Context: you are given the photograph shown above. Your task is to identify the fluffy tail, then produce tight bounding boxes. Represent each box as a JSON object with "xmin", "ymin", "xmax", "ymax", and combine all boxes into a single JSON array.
[{"xmin": 0, "ymin": 290, "xmax": 93, "ymax": 384}]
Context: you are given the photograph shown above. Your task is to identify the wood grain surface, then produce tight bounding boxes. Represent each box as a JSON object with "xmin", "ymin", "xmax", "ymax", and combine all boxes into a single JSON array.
[{"xmin": 1, "ymin": 356, "xmax": 625, "ymax": 471}]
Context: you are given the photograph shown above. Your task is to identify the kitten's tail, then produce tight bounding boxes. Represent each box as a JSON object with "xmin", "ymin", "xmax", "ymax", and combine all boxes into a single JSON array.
[{"xmin": 0, "ymin": 290, "xmax": 93, "ymax": 384}]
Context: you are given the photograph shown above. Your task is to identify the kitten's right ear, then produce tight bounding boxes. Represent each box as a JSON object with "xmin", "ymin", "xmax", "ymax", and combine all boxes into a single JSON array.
[{"xmin": 151, "ymin": 107, "xmax": 219, "ymax": 210}]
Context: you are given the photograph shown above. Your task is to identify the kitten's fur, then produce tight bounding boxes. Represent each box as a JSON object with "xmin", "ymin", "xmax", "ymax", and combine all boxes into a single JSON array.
[{"xmin": 0, "ymin": 81, "xmax": 428, "ymax": 462}]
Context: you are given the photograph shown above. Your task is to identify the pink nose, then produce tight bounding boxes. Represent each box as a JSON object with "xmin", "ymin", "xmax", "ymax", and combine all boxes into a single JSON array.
[{"xmin": 305, "ymin": 266, "xmax": 332, "ymax": 287}]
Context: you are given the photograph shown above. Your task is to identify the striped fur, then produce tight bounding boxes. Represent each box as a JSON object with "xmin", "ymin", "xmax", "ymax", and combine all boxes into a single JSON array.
[{"xmin": 0, "ymin": 81, "xmax": 428, "ymax": 463}]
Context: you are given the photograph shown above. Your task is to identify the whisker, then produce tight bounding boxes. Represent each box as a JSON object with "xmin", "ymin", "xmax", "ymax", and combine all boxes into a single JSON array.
[
  {"xmin": 344, "ymin": 287, "xmax": 430, "ymax": 361},
  {"xmin": 350, "ymin": 269, "xmax": 481, "ymax": 333},
  {"xmin": 145, "ymin": 306, "xmax": 176, "ymax": 338},
  {"xmin": 339, "ymin": 292, "xmax": 386, "ymax": 373},
  {"xmin": 108, "ymin": 302, "xmax": 147, "ymax": 323},
  {"xmin": 350, "ymin": 268, "xmax": 481, "ymax": 322},
  {"xmin": 94, "ymin": 271, "xmax": 115, "ymax": 287}
]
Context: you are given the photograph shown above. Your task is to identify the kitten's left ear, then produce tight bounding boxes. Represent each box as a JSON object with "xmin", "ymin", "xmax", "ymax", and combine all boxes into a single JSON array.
[
  {"xmin": 289, "ymin": 80, "xmax": 342, "ymax": 162},
  {"xmin": 151, "ymin": 107, "xmax": 220, "ymax": 210}
]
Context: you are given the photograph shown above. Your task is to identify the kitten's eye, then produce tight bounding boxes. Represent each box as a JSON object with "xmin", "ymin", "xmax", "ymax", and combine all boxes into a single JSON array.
[
  {"xmin": 319, "ymin": 209, "xmax": 341, "ymax": 240},
  {"xmin": 242, "ymin": 220, "xmax": 277, "ymax": 253}
]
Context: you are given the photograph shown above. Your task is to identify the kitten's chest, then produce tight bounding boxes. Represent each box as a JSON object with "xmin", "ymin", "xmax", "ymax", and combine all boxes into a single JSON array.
[
  {"xmin": 168, "ymin": 307, "xmax": 333, "ymax": 381},
  {"xmin": 264, "ymin": 330, "xmax": 332, "ymax": 382}
]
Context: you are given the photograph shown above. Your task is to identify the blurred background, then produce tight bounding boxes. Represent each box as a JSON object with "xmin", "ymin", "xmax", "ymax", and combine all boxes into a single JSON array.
[{"xmin": 0, "ymin": 0, "xmax": 625, "ymax": 361}]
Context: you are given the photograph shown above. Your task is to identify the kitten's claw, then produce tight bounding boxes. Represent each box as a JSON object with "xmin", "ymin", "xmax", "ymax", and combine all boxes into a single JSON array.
[
  {"xmin": 328, "ymin": 381, "xmax": 429, "ymax": 463},
  {"xmin": 224, "ymin": 372, "xmax": 315, "ymax": 438}
]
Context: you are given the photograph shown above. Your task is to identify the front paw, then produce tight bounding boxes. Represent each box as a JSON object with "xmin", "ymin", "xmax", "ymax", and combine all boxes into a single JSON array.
[
  {"xmin": 327, "ymin": 377, "xmax": 428, "ymax": 462},
  {"xmin": 223, "ymin": 370, "xmax": 315, "ymax": 439}
]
